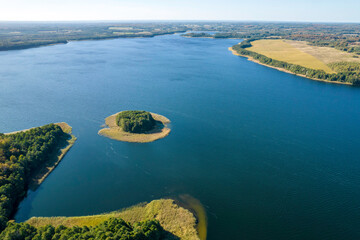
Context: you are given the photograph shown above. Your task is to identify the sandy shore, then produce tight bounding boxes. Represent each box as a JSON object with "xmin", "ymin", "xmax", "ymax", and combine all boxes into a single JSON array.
[
  {"xmin": 229, "ymin": 47, "xmax": 352, "ymax": 86},
  {"xmin": 98, "ymin": 112, "xmax": 171, "ymax": 143}
]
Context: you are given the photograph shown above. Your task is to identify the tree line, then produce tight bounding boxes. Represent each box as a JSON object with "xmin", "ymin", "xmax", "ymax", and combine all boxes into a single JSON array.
[{"xmin": 0, "ymin": 218, "xmax": 167, "ymax": 240}]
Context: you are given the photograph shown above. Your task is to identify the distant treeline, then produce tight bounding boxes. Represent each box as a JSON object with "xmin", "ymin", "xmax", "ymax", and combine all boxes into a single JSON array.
[
  {"xmin": 286, "ymin": 37, "xmax": 360, "ymax": 56},
  {"xmin": 0, "ymin": 218, "xmax": 166, "ymax": 240},
  {"xmin": 0, "ymin": 31, "xmax": 186, "ymax": 51},
  {"xmin": 181, "ymin": 22, "xmax": 360, "ymax": 56},
  {"xmin": 232, "ymin": 40, "xmax": 360, "ymax": 85},
  {"xmin": 0, "ymin": 22, "xmax": 189, "ymax": 51},
  {"xmin": 2, "ymin": 22, "xmax": 360, "ymax": 54},
  {"xmin": 0, "ymin": 125, "xmax": 68, "ymax": 231},
  {"xmin": 0, "ymin": 40, "xmax": 68, "ymax": 51}
]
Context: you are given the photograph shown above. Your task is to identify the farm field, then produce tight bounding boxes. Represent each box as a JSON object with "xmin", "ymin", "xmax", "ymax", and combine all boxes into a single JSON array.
[
  {"xmin": 248, "ymin": 39, "xmax": 336, "ymax": 73},
  {"xmin": 285, "ymin": 40, "xmax": 360, "ymax": 64}
]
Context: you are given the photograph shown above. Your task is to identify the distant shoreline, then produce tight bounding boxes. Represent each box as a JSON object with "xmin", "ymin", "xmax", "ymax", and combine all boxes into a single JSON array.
[
  {"xmin": 98, "ymin": 111, "xmax": 171, "ymax": 143},
  {"xmin": 228, "ymin": 47, "xmax": 352, "ymax": 86},
  {"xmin": 0, "ymin": 31, "xmax": 186, "ymax": 52}
]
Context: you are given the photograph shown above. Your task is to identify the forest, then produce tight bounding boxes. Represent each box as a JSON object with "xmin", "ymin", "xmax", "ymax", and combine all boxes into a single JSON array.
[
  {"xmin": 0, "ymin": 125, "xmax": 69, "ymax": 231},
  {"xmin": 0, "ymin": 218, "xmax": 166, "ymax": 240},
  {"xmin": 116, "ymin": 111, "xmax": 156, "ymax": 134},
  {"xmin": 232, "ymin": 40, "xmax": 360, "ymax": 85}
]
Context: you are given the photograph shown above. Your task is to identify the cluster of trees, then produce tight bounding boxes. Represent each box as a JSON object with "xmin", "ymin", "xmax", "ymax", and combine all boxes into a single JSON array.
[
  {"xmin": 182, "ymin": 32, "xmax": 213, "ymax": 38},
  {"xmin": 306, "ymin": 40, "xmax": 360, "ymax": 55},
  {"xmin": 0, "ymin": 125, "xmax": 68, "ymax": 231},
  {"xmin": 328, "ymin": 62, "xmax": 360, "ymax": 73},
  {"xmin": 116, "ymin": 111, "xmax": 156, "ymax": 134},
  {"xmin": 0, "ymin": 218, "xmax": 166, "ymax": 240},
  {"xmin": 232, "ymin": 40, "xmax": 360, "ymax": 85}
]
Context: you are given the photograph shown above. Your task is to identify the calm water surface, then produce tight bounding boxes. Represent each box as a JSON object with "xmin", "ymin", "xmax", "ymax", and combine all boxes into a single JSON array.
[{"xmin": 1, "ymin": 34, "xmax": 360, "ymax": 240}]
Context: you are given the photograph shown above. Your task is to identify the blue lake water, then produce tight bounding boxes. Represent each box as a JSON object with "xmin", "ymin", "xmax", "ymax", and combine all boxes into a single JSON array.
[{"xmin": 1, "ymin": 34, "xmax": 360, "ymax": 239}]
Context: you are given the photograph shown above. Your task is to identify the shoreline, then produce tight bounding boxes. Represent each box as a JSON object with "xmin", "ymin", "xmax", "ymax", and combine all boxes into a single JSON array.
[
  {"xmin": 176, "ymin": 194, "xmax": 207, "ymax": 240},
  {"xmin": 30, "ymin": 122, "xmax": 77, "ymax": 189},
  {"xmin": 0, "ymin": 31, "xmax": 186, "ymax": 52},
  {"xmin": 5, "ymin": 122, "xmax": 77, "ymax": 189},
  {"xmin": 229, "ymin": 47, "xmax": 352, "ymax": 86},
  {"xmin": 98, "ymin": 111, "xmax": 171, "ymax": 143},
  {"xmin": 26, "ymin": 198, "xmax": 201, "ymax": 240}
]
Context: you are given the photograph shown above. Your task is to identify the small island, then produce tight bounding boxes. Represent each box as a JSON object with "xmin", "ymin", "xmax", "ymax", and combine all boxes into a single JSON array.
[{"xmin": 98, "ymin": 110, "xmax": 171, "ymax": 143}]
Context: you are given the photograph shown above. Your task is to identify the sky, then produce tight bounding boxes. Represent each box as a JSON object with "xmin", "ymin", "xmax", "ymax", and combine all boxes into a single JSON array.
[{"xmin": 1, "ymin": 0, "xmax": 360, "ymax": 22}]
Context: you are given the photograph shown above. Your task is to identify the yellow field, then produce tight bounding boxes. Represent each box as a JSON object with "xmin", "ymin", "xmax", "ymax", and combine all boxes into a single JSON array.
[
  {"xmin": 26, "ymin": 199, "xmax": 201, "ymax": 240},
  {"xmin": 248, "ymin": 39, "xmax": 335, "ymax": 73}
]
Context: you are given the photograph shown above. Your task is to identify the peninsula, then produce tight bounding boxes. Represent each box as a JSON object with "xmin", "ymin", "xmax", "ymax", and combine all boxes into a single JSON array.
[
  {"xmin": 99, "ymin": 110, "xmax": 171, "ymax": 143},
  {"xmin": 230, "ymin": 39, "xmax": 360, "ymax": 85},
  {"xmin": 0, "ymin": 123, "xmax": 76, "ymax": 230},
  {"xmin": 22, "ymin": 199, "xmax": 202, "ymax": 240}
]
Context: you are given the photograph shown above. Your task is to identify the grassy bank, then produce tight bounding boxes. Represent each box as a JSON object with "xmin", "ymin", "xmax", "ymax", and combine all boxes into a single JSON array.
[
  {"xmin": 27, "ymin": 199, "xmax": 201, "ymax": 240},
  {"xmin": 98, "ymin": 112, "xmax": 171, "ymax": 143}
]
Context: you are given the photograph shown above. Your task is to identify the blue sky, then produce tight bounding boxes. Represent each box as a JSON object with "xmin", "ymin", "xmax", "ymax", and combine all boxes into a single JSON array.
[{"xmin": 1, "ymin": 0, "xmax": 359, "ymax": 22}]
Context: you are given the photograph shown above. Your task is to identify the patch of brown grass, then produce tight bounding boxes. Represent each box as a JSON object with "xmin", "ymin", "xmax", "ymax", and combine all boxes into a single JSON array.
[
  {"xmin": 248, "ymin": 39, "xmax": 335, "ymax": 73},
  {"xmin": 285, "ymin": 40, "xmax": 360, "ymax": 65}
]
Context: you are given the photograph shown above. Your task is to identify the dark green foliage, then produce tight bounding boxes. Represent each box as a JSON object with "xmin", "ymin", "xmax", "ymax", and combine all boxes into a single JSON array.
[
  {"xmin": 0, "ymin": 218, "xmax": 165, "ymax": 240},
  {"xmin": 116, "ymin": 111, "xmax": 156, "ymax": 133},
  {"xmin": 181, "ymin": 32, "xmax": 213, "ymax": 38},
  {"xmin": 0, "ymin": 125, "xmax": 68, "ymax": 232},
  {"xmin": 232, "ymin": 42, "xmax": 360, "ymax": 85}
]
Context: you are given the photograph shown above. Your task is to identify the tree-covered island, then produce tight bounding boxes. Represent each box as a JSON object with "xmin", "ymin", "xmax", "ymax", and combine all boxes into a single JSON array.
[
  {"xmin": 116, "ymin": 111, "xmax": 156, "ymax": 133},
  {"xmin": 99, "ymin": 110, "xmax": 171, "ymax": 143}
]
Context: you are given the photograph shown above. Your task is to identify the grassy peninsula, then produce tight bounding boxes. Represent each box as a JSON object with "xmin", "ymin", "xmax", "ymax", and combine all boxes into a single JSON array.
[
  {"xmin": 0, "ymin": 123, "xmax": 76, "ymax": 231},
  {"xmin": 230, "ymin": 39, "xmax": 360, "ymax": 85},
  {"xmin": 23, "ymin": 199, "xmax": 201, "ymax": 240},
  {"xmin": 99, "ymin": 110, "xmax": 171, "ymax": 143}
]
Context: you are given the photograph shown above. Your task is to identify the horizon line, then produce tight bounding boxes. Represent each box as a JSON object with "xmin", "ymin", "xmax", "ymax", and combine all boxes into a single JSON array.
[{"xmin": 0, "ymin": 19, "xmax": 360, "ymax": 24}]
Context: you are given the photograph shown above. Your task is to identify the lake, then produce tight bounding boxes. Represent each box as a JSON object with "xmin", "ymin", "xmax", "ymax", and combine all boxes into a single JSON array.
[{"xmin": 1, "ymin": 34, "xmax": 360, "ymax": 239}]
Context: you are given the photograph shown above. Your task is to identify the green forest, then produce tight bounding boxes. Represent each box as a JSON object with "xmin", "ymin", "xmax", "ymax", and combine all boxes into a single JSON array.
[
  {"xmin": 116, "ymin": 111, "xmax": 156, "ymax": 133},
  {"xmin": 232, "ymin": 40, "xmax": 360, "ymax": 85},
  {"xmin": 0, "ymin": 218, "xmax": 167, "ymax": 240},
  {"xmin": 0, "ymin": 125, "xmax": 69, "ymax": 231}
]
